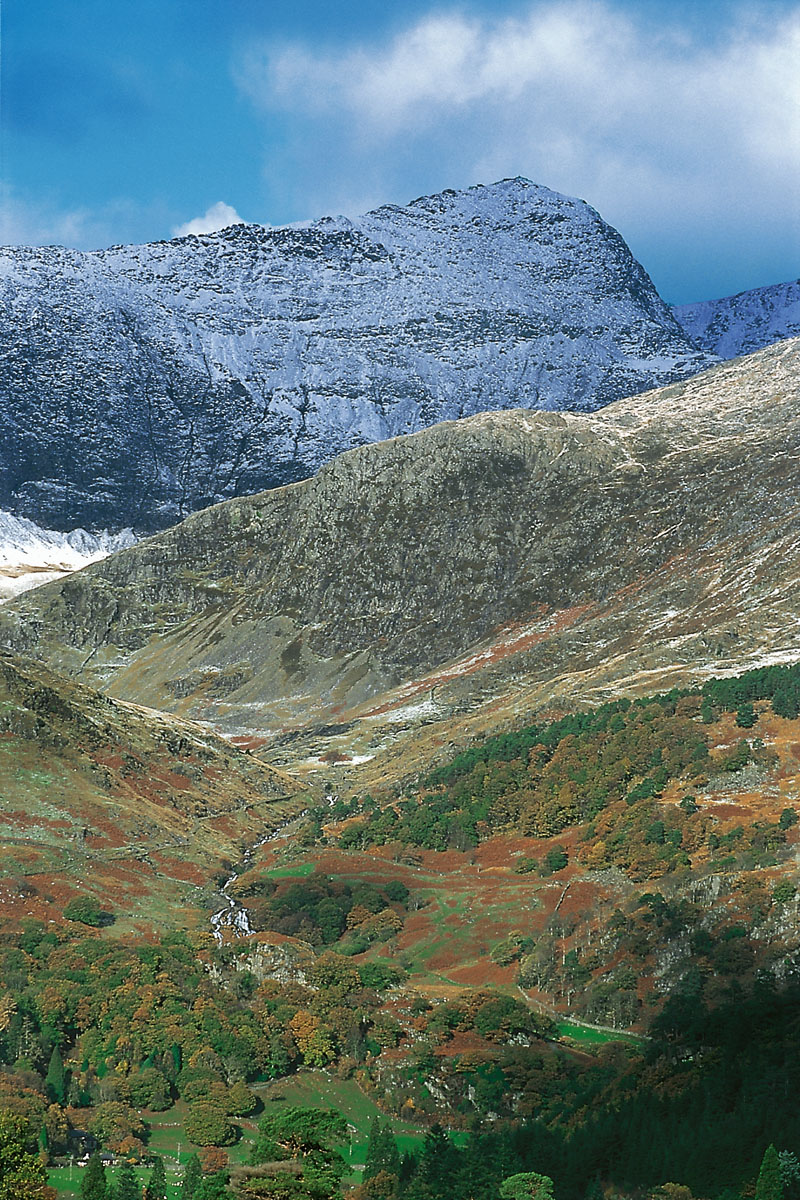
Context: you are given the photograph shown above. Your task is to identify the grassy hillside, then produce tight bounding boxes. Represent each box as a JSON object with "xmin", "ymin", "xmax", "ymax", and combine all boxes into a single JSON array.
[{"xmin": 0, "ymin": 652, "xmax": 308, "ymax": 931}]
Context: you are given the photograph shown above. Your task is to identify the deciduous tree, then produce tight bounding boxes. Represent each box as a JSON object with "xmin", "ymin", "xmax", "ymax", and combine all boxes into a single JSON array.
[
  {"xmin": 499, "ymin": 1172, "xmax": 555, "ymax": 1200},
  {"xmin": 250, "ymin": 1106, "xmax": 349, "ymax": 1200},
  {"xmin": 0, "ymin": 1109, "xmax": 55, "ymax": 1200},
  {"xmin": 185, "ymin": 1103, "xmax": 236, "ymax": 1147}
]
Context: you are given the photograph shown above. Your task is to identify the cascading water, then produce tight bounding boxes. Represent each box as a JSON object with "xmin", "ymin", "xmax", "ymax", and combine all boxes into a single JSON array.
[{"xmin": 209, "ymin": 815, "xmax": 307, "ymax": 944}]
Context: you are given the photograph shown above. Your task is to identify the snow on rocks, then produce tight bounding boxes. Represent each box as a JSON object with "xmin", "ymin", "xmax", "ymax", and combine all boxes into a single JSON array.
[
  {"xmin": 0, "ymin": 178, "xmax": 712, "ymax": 532},
  {"xmin": 0, "ymin": 510, "xmax": 135, "ymax": 601},
  {"xmin": 675, "ymin": 278, "xmax": 800, "ymax": 359}
]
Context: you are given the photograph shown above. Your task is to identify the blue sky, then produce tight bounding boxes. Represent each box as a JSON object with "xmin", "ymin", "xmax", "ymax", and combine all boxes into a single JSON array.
[{"xmin": 1, "ymin": 0, "xmax": 798, "ymax": 303}]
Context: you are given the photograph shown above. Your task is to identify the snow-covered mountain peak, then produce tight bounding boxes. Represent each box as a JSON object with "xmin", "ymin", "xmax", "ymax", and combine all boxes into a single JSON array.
[
  {"xmin": 0, "ymin": 178, "xmax": 713, "ymax": 531},
  {"xmin": 353, "ymin": 178, "xmax": 592, "ymax": 247}
]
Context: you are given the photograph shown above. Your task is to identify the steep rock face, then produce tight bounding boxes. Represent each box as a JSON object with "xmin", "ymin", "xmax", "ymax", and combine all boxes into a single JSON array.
[
  {"xmin": 675, "ymin": 279, "xmax": 800, "ymax": 357},
  {"xmin": 0, "ymin": 178, "xmax": 710, "ymax": 532},
  {"xmin": 1, "ymin": 339, "xmax": 798, "ymax": 774}
]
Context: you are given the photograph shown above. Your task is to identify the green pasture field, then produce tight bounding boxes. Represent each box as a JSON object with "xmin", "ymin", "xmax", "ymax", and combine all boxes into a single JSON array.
[
  {"xmin": 556, "ymin": 1019, "xmax": 645, "ymax": 1045},
  {"xmin": 49, "ymin": 1161, "xmax": 182, "ymax": 1200},
  {"xmin": 264, "ymin": 861, "xmax": 316, "ymax": 878},
  {"xmin": 255, "ymin": 1069, "xmax": 431, "ymax": 1179},
  {"xmin": 48, "ymin": 1103, "xmax": 258, "ymax": 1199}
]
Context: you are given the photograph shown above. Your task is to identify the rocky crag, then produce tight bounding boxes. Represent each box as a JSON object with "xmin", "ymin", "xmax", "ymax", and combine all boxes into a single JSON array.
[
  {"xmin": 1, "ymin": 338, "xmax": 797, "ymax": 784},
  {"xmin": 0, "ymin": 178, "xmax": 710, "ymax": 532}
]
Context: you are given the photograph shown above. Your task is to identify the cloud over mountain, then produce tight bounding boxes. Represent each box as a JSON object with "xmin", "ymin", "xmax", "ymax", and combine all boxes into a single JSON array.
[
  {"xmin": 173, "ymin": 201, "xmax": 245, "ymax": 237},
  {"xmin": 237, "ymin": 1, "xmax": 800, "ymax": 300}
]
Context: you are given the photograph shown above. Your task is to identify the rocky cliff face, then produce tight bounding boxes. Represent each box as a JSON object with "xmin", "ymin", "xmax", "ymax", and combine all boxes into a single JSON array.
[
  {"xmin": 0, "ymin": 178, "xmax": 710, "ymax": 532},
  {"xmin": 675, "ymin": 278, "xmax": 800, "ymax": 358},
  {"xmin": 2, "ymin": 339, "xmax": 797, "ymax": 781}
]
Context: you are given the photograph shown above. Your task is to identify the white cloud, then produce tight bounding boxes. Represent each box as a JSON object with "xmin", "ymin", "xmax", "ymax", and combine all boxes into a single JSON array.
[
  {"xmin": 0, "ymin": 187, "xmax": 176, "ymax": 252},
  {"xmin": 235, "ymin": 2, "xmax": 800, "ymax": 299},
  {"xmin": 0, "ymin": 186, "xmax": 112, "ymax": 249},
  {"xmin": 239, "ymin": 4, "xmax": 800, "ymax": 164},
  {"xmin": 172, "ymin": 202, "xmax": 245, "ymax": 237},
  {"xmin": 0, "ymin": 191, "xmax": 246, "ymax": 251}
]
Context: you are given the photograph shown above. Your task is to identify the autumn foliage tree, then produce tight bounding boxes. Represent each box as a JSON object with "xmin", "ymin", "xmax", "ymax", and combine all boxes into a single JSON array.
[{"xmin": 0, "ymin": 1109, "xmax": 55, "ymax": 1200}]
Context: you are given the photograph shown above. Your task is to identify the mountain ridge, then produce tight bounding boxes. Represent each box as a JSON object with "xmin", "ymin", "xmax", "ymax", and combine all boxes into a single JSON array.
[
  {"xmin": 0, "ymin": 177, "xmax": 711, "ymax": 532},
  {"xmin": 675, "ymin": 276, "xmax": 800, "ymax": 357},
  {"xmin": 2, "ymin": 338, "xmax": 798, "ymax": 785}
]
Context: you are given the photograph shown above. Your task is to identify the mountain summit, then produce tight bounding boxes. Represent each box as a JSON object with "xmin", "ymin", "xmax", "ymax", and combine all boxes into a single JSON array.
[{"xmin": 0, "ymin": 178, "xmax": 710, "ymax": 532}]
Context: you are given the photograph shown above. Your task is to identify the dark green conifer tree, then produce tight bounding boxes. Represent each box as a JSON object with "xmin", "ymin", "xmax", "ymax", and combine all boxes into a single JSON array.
[
  {"xmin": 363, "ymin": 1115, "xmax": 382, "ymax": 1180},
  {"xmin": 417, "ymin": 1124, "xmax": 459, "ymax": 1196},
  {"xmin": 399, "ymin": 1150, "xmax": 416, "ymax": 1184},
  {"xmin": 46, "ymin": 1045, "xmax": 67, "ymax": 1104},
  {"xmin": 460, "ymin": 1131, "xmax": 507, "ymax": 1200},
  {"xmin": 194, "ymin": 1172, "xmax": 231, "ymax": 1199},
  {"xmin": 144, "ymin": 1155, "xmax": 167, "ymax": 1200},
  {"xmin": 180, "ymin": 1153, "xmax": 203, "ymax": 1200},
  {"xmin": 114, "ymin": 1159, "xmax": 141, "ymax": 1200},
  {"xmin": 363, "ymin": 1117, "xmax": 401, "ymax": 1182},
  {"xmin": 756, "ymin": 1145, "xmax": 784, "ymax": 1200},
  {"xmin": 80, "ymin": 1152, "xmax": 109, "ymax": 1200}
]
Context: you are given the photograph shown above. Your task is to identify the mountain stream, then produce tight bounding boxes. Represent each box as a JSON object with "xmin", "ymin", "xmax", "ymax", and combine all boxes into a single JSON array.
[{"xmin": 210, "ymin": 812, "xmax": 308, "ymax": 944}]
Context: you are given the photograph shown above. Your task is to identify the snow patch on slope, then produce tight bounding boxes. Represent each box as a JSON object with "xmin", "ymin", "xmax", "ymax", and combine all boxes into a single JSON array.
[{"xmin": 0, "ymin": 512, "xmax": 135, "ymax": 601}]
